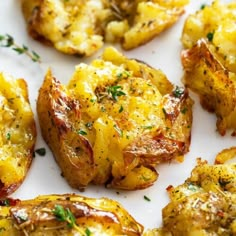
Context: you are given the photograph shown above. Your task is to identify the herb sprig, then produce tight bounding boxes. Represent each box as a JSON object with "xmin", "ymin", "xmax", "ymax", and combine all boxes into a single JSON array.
[
  {"xmin": 52, "ymin": 205, "xmax": 88, "ymax": 234},
  {"xmin": 107, "ymin": 85, "xmax": 126, "ymax": 101},
  {"xmin": 0, "ymin": 34, "xmax": 41, "ymax": 62}
]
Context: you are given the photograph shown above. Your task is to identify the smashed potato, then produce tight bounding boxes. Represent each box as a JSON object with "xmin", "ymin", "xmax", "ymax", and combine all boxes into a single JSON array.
[
  {"xmin": 182, "ymin": 39, "xmax": 236, "ymax": 136},
  {"xmin": 156, "ymin": 149, "xmax": 236, "ymax": 236},
  {"xmin": 37, "ymin": 47, "xmax": 193, "ymax": 191},
  {"xmin": 181, "ymin": 0, "xmax": 236, "ymax": 135},
  {"xmin": 181, "ymin": 0, "xmax": 236, "ymax": 73},
  {"xmin": 22, "ymin": 0, "xmax": 189, "ymax": 56},
  {"xmin": 0, "ymin": 73, "xmax": 36, "ymax": 197},
  {"xmin": 0, "ymin": 194, "xmax": 144, "ymax": 235}
]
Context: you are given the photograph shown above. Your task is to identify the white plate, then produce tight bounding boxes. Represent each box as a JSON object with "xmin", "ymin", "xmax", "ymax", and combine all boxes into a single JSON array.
[{"xmin": 0, "ymin": 0, "xmax": 235, "ymax": 231}]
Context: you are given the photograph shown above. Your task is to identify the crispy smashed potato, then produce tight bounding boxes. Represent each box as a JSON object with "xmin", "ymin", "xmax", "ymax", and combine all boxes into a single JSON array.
[
  {"xmin": 0, "ymin": 73, "xmax": 36, "ymax": 197},
  {"xmin": 156, "ymin": 149, "xmax": 236, "ymax": 236},
  {"xmin": 181, "ymin": 0, "xmax": 236, "ymax": 73},
  {"xmin": 0, "ymin": 194, "xmax": 144, "ymax": 235},
  {"xmin": 37, "ymin": 47, "xmax": 193, "ymax": 191},
  {"xmin": 22, "ymin": 0, "xmax": 189, "ymax": 56},
  {"xmin": 181, "ymin": 0, "xmax": 236, "ymax": 135},
  {"xmin": 182, "ymin": 39, "xmax": 236, "ymax": 136}
]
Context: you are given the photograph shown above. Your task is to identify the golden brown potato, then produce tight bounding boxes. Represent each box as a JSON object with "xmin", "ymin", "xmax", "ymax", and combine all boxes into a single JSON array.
[
  {"xmin": 37, "ymin": 47, "xmax": 193, "ymax": 191},
  {"xmin": 21, "ymin": 0, "xmax": 189, "ymax": 56},
  {"xmin": 181, "ymin": 0, "xmax": 236, "ymax": 135},
  {"xmin": 181, "ymin": 0, "xmax": 236, "ymax": 73},
  {"xmin": 155, "ymin": 150, "xmax": 236, "ymax": 236},
  {"xmin": 181, "ymin": 39, "xmax": 236, "ymax": 136},
  {"xmin": 0, "ymin": 73, "xmax": 36, "ymax": 197},
  {"xmin": 0, "ymin": 194, "xmax": 144, "ymax": 235}
]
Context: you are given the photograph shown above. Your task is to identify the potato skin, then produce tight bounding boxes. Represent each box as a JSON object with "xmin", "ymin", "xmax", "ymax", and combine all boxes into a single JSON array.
[
  {"xmin": 37, "ymin": 47, "xmax": 193, "ymax": 191},
  {"xmin": 121, "ymin": 0, "xmax": 189, "ymax": 50},
  {"xmin": 21, "ymin": 0, "xmax": 189, "ymax": 56},
  {"xmin": 0, "ymin": 73, "xmax": 36, "ymax": 197},
  {"xmin": 37, "ymin": 70, "xmax": 95, "ymax": 191},
  {"xmin": 181, "ymin": 0, "xmax": 236, "ymax": 73},
  {"xmin": 181, "ymin": 0, "xmax": 236, "ymax": 135},
  {"xmin": 182, "ymin": 39, "xmax": 236, "ymax": 136},
  {"xmin": 0, "ymin": 194, "xmax": 144, "ymax": 235}
]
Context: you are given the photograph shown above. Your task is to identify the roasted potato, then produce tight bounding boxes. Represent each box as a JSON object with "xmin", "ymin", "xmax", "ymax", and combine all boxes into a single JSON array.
[
  {"xmin": 0, "ymin": 73, "xmax": 36, "ymax": 197},
  {"xmin": 181, "ymin": 0, "xmax": 236, "ymax": 135},
  {"xmin": 181, "ymin": 0, "xmax": 236, "ymax": 73},
  {"xmin": 155, "ymin": 149, "xmax": 236, "ymax": 236},
  {"xmin": 37, "ymin": 47, "xmax": 193, "ymax": 191},
  {"xmin": 0, "ymin": 194, "xmax": 144, "ymax": 235},
  {"xmin": 182, "ymin": 39, "xmax": 236, "ymax": 136},
  {"xmin": 21, "ymin": 0, "xmax": 189, "ymax": 56}
]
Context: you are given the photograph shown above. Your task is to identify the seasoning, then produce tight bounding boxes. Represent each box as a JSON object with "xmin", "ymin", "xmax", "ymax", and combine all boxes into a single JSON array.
[{"xmin": 35, "ymin": 148, "xmax": 46, "ymax": 156}]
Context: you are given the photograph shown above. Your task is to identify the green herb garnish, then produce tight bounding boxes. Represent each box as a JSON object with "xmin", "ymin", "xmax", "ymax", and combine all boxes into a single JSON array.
[
  {"xmin": 6, "ymin": 132, "xmax": 11, "ymax": 140},
  {"xmin": 85, "ymin": 228, "xmax": 92, "ymax": 236},
  {"xmin": 200, "ymin": 4, "xmax": 206, "ymax": 9},
  {"xmin": 15, "ymin": 211, "xmax": 28, "ymax": 223},
  {"xmin": 206, "ymin": 32, "xmax": 214, "ymax": 42},
  {"xmin": 114, "ymin": 124, "xmax": 123, "ymax": 137},
  {"xmin": 78, "ymin": 130, "xmax": 87, "ymax": 135},
  {"xmin": 52, "ymin": 205, "xmax": 87, "ymax": 234},
  {"xmin": 181, "ymin": 107, "xmax": 188, "ymax": 114},
  {"xmin": 52, "ymin": 205, "xmax": 76, "ymax": 228},
  {"xmin": 0, "ymin": 34, "xmax": 41, "ymax": 62},
  {"xmin": 85, "ymin": 122, "xmax": 93, "ymax": 129},
  {"xmin": 116, "ymin": 70, "xmax": 131, "ymax": 79},
  {"xmin": 35, "ymin": 147, "xmax": 46, "ymax": 156},
  {"xmin": 173, "ymin": 86, "xmax": 184, "ymax": 98},
  {"xmin": 142, "ymin": 125, "xmax": 154, "ymax": 130},
  {"xmin": 1, "ymin": 199, "xmax": 10, "ymax": 206},
  {"xmin": 107, "ymin": 85, "xmax": 126, "ymax": 101},
  {"xmin": 119, "ymin": 105, "xmax": 124, "ymax": 113},
  {"xmin": 144, "ymin": 195, "xmax": 151, "ymax": 202}
]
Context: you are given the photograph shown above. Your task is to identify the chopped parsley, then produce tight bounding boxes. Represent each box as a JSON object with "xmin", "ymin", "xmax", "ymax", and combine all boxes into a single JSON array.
[
  {"xmin": 78, "ymin": 130, "xmax": 87, "ymax": 135},
  {"xmin": 35, "ymin": 147, "xmax": 46, "ymax": 156},
  {"xmin": 200, "ymin": 4, "xmax": 206, "ymax": 9},
  {"xmin": 116, "ymin": 70, "xmax": 131, "ymax": 79},
  {"xmin": 142, "ymin": 125, "xmax": 154, "ymax": 130},
  {"xmin": 173, "ymin": 86, "xmax": 184, "ymax": 98},
  {"xmin": 14, "ymin": 210, "xmax": 28, "ymax": 223},
  {"xmin": 107, "ymin": 85, "xmax": 126, "ymax": 101},
  {"xmin": 144, "ymin": 195, "xmax": 151, "ymax": 202},
  {"xmin": 119, "ymin": 105, "xmax": 124, "ymax": 113},
  {"xmin": 85, "ymin": 122, "xmax": 93, "ymax": 129},
  {"xmin": 6, "ymin": 132, "xmax": 11, "ymax": 140},
  {"xmin": 52, "ymin": 205, "xmax": 76, "ymax": 228},
  {"xmin": 206, "ymin": 32, "xmax": 214, "ymax": 42},
  {"xmin": 181, "ymin": 107, "xmax": 188, "ymax": 114},
  {"xmin": 114, "ymin": 124, "xmax": 123, "ymax": 137},
  {"xmin": 85, "ymin": 228, "xmax": 92, "ymax": 236},
  {"xmin": 52, "ymin": 205, "xmax": 88, "ymax": 234}
]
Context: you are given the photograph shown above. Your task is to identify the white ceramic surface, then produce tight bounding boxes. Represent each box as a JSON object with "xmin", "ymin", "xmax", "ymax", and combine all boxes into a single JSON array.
[{"xmin": 0, "ymin": 0, "xmax": 234, "ymax": 230}]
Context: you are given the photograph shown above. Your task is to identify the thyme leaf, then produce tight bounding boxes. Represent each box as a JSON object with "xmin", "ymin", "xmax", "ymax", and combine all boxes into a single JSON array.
[
  {"xmin": 107, "ymin": 85, "xmax": 126, "ymax": 101},
  {"xmin": 173, "ymin": 86, "xmax": 184, "ymax": 98},
  {"xmin": 52, "ymin": 205, "xmax": 76, "ymax": 228},
  {"xmin": 206, "ymin": 32, "xmax": 214, "ymax": 42},
  {"xmin": 52, "ymin": 205, "xmax": 88, "ymax": 234},
  {"xmin": 0, "ymin": 34, "xmax": 41, "ymax": 62},
  {"xmin": 35, "ymin": 148, "xmax": 46, "ymax": 156},
  {"xmin": 144, "ymin": 195, "xmax": 151, "ymax": 202}
]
